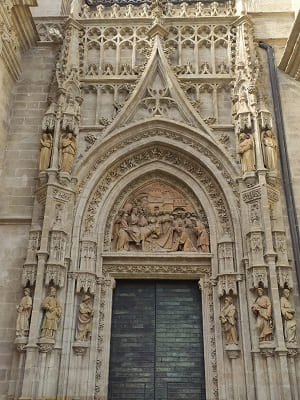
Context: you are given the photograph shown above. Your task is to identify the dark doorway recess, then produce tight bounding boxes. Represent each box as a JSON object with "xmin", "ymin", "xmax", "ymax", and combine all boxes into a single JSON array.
[{"xmin": 108, "ymin": 280, "xmax": 206, "ymax": 400}]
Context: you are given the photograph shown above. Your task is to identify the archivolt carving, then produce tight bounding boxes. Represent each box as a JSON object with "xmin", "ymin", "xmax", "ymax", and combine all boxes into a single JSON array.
[
  {"xmin": 77, "ymin": 128, "xmax": 238, "ymax": 198},
  {"xmin": 83, "ymin": 145, "xmax": 233, "ymax": 239}
]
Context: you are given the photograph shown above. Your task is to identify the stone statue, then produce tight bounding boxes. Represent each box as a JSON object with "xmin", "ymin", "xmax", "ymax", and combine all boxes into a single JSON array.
[
  {"xmin": 281, "ymin": 289, "xmax": 297, "ymax": 343},
  {"xmin": 16, "ymin": 288, "xmax": 32, "ymax": 337},
  {"xmin": 39, "ymin": 133, "xmax": 52, "ymax": 171},
  {"xmin": 59, "ymin": 132, "xmax": 77, "ymax": 174},
  {"xmin": 262, "ymin": 130, "xmax": 277, "ymax": 170},
  {"xmin": 238, "ymin": 133, "xmax": 255, "ymax": 173},
  {"xmin": 76, "ymin": 294, "xmax": 94, "ymax": 341},
  {"xmin": 41, "ymin": 287, "xmax": 62, "ymax": 340},
  {"xmin": 251, "ymin": 288, "xmax": 273, "ymax": 343},
  {"xmin": 220, "ymin": 296, "xmax": 238, "ymax": 344},
  {"xmin": 195, "ymin": 222, "xmax": 210, "ymax": 252}
]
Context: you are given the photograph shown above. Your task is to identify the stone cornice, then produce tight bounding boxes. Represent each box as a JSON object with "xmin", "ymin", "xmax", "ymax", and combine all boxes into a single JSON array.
[{"xmin": 279, "ymin": 10, "xmax": 300, "ymax": 80}]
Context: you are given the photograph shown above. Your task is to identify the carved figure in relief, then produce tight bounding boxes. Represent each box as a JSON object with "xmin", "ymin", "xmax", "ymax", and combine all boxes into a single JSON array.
[
  {"xmin": 281, "ymin": 289, "xmax": 297, "ymax": 343},
  {"xmin": 76, "ymin": 294, "xmax": 94, "ymax": 341},
  {"xmin": 262, "ymin": 130, "xmax": 277, "ymax": 170},
  {"xmin": 16, "ymin": 288, "xmax": 32, "ymax": 337},
  {"xmin": 220, "ymin": 296, "xmax": 238, "ymax": 344},
  {"xmin": 59, "ymin": 132, "xmax": 77, "ymax": 174},
  {"xmin": 96, "ymin": 4, "xmax": 105, "ymax": 17},
  {"xmin": 113, "ymin": 182, "xmax": 209, "ymax": 252},
  {"xmin": 41, "ymin": 287, "xmax": 62, "ymax": 339},
  {"xmin": 195, "ymin": 221, "xmax": 210, "ymax": 253},
  {"xmin": 82, "ymin": 4, "xmax": 90, "ymax": 18},
  {"xmin": 151, "ymin": 0, "xmax": 163, "ymax": 24},
  {"xmin": 252, "ymin": 288, "xmax": 273, "ymax": 343},
  {"xmin": 238, "ymin": 133, "xmax": 255, "ymax": 173},
  {"xmin": 39, "ymin": 133, "xmax": 52, "ymax": 171}
]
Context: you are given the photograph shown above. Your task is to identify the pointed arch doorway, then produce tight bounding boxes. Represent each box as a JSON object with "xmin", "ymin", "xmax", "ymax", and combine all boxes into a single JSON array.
[{"xmin": 108, "ymin": 279, "xmax": 206, "ymax": 400}]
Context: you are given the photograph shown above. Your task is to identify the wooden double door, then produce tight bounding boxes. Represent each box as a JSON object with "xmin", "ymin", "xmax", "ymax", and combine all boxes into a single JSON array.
[{"xmin": 108, "ymin": 280, "xmax": 206, "ymax": 400}]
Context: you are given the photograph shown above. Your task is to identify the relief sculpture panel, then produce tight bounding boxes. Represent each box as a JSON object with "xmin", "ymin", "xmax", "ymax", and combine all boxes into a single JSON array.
[{"xmin": 111, "ymin": 181, "xmax": 210, "ymax": 252}]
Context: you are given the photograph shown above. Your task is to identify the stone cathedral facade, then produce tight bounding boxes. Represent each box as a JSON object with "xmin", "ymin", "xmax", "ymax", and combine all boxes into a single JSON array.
[{"xmin": 1, "ymin": 0, "xmax": 300, "ymax": 399}]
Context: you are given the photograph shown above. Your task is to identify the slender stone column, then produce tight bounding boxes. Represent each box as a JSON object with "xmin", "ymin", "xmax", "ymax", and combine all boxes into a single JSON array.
[
  {"xmin": 287, "ymin": 349, "xmax": 299, "ymax": 400},
  {"xmin": 261, "ymin": 349, "xmax": 278, "ymax": 400},
  {"xmin": 98, "ymin": 277, "xmax": 116, "ymax": 400},
  {"xmin": 198, "ymin": 278, "xmax": 217, "ymax": 400},
  {"xmin": 226, "ymin": 347, "xmax": 244, "ymax": 400},
  {"xmin": 20, "ymin": 251, "xmax": 48, "ymax": 400}
]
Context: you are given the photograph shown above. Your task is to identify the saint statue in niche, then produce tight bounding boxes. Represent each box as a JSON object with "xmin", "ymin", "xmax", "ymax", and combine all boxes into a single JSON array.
[
  {"xmin": 238, "ymin": 132, "xmax": 255, "ymax": 173},
  {"xmin": 40, "ymin": 287, "xmax": 62, "ymax": 340},
  {"xmin": 76, "ymin": 294, "xmax": 94, "ymax": 341},
  {"xmin": 112, "ymin": 182, "xmax": 210, "ymax": 253},
  {"xmin": 16, "ymin": 288, "xmax": 32, "ymax": 337},
  {"xmin": 220, "ymin": 296, "xmax": 238, "ymax": 345},
  {"xmin": 262, "ymin": 129, "xmax": 278, "ymax": 170},
  {"xmin": 39, "ymin": 132, "xmax": 52, "ymax": 171},
  {"xmin": 251, "ymin": 287, "xmax": 273, "ymax": 343},
  {"xmin": 280, "ymin": 288, "xmax": 297, "ymax": 343},
  {"xmin": 59, "ymin": 132, "xmax": 77, "ymax": 174}
]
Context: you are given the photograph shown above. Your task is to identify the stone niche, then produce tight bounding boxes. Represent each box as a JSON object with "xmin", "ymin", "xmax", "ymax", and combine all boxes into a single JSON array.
[{"xmin": 111, "ymin": 181, "xmax": 210, "ymax": 253}]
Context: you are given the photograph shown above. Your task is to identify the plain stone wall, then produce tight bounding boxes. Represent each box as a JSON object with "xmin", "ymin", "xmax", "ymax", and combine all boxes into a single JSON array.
[
  {"xmin": 31, "ymin": 0, "xmax": 63, "ymax": 17},
  {"xmin": 278, "ymin": 70, "xmax": 300, "ymax": 223},
  {"xmin": 247, "ymin": 0, "xmax": 293, "ymax": 12},
  {"xmin": 0, "ymin": 44, "xmax": 57, "ymax": 400},
  {"xmin": 0, "ymin": 44, "xmax": 57, "ymax": 218},
  {"xmin": 0, "ymin": 59, "xmax": 14, "ymax": 173}
]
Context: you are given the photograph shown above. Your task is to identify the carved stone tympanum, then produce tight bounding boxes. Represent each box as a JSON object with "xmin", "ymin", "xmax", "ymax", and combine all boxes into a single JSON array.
[
  {"xmin": 252, "ymin": 288, "xmax": 273, "ymax": 343},
  {"xmin": 112, "ymin": 181, "xmax": 209, "ymax": 252},
  {"xmin": 40, "ymin": 287, "xmax": 62, "ymax": 340},
  {"xmin": 281, "ymin": 288, "xmax": 297, "ymax": 343},
  {"xmin": 16, "ymin": 288, "xmax": 32, "ymax": 337}
]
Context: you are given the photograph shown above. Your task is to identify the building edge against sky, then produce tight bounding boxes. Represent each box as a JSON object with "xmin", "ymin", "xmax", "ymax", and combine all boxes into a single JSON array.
[{"xmin": 0, "ymin": 0, "xmax": 300, "ymax": 399}]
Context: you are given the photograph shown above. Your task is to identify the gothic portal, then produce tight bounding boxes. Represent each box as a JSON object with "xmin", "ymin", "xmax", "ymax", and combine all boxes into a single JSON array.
[{"xmin": 2, "ymin": 0, "xmax": 300, "ymax": 400}]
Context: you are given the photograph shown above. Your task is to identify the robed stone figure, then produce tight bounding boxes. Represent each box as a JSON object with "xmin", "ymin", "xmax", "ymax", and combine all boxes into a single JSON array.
[
  {"xmin": 59, "ymin": 132, "xmax": 77, "ymax": 174},
  {"xmin": 39, "ymin": 133, "xmax": 52, "ymax": 171},
  {"xmin": 16, "ymin": 288, "xmax": 32, "ymax": 337},
  {"xmin": 41, "ymin": 287, "xmax": 62, "ymax": 340},
  {"xmin": 281, "ymin": 289, "xmax": 297, "ymax": 343},
  {"xmin": 76, "ymin": 294, "xmax": 94, "ymax": 341},
  {"xmin": 262, "ymin": 130, "xmax": 278, "ymax": 170},
  {"xmin": 252, "ymin": 288, "xmax": 273, "ymax": 343},
  {"xmin": 220, "ymin": 296, "xmax": 238, "ymax": 345},
  {"xmin": 238, "ymin": 133, "xmax": 255, "ymax": 173}
]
